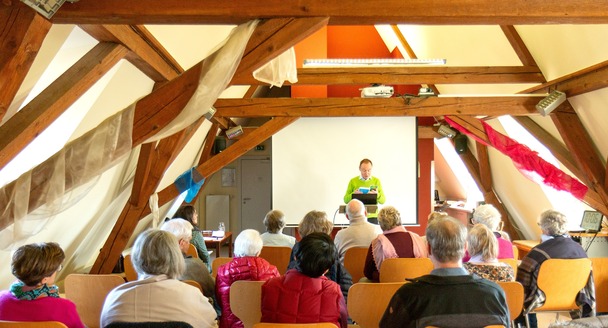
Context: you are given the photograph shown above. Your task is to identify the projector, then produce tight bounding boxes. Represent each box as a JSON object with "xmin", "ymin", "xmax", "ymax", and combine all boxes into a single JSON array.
[{"xmin": 360, "ymin": 85, "xmax": 394, "ymax": 98}]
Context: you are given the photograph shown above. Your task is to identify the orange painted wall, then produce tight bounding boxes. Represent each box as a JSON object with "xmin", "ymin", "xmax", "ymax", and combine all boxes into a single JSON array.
[{"xmin": 292, "ymin": 27, "xmax": 327, "ymax": 98}]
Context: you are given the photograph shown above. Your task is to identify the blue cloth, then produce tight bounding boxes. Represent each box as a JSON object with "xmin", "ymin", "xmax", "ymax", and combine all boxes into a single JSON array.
[{"xmin": 174, "ymin": 168, "xmax": 205, "ymax": 202}]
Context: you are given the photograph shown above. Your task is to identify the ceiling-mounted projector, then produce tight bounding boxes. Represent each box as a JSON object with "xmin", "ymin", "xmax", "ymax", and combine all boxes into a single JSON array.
[{"xmin": 360, "ymin": 85, "xmax": 394, "ymax": 98}]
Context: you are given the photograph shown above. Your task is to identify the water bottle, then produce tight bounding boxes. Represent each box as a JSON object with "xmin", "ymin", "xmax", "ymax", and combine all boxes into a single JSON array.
[{"xmin": 218, "ymin": 222, "xmax": 225, "ymax": 237}]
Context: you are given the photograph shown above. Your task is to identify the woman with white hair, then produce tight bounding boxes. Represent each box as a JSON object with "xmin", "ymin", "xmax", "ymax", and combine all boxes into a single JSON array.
[
  {"xmin": 215, "ymin": 229, "xmax": 279, "ymax": 328},
  {"xmin": 515, "ymin": 210, "xmax": 593, "ymax": 328},
  {"xmin": 100, "ymin": 229, "xmax": 217, "ymax": 328},
  {"xmin": 463, "ymin": 224, "xmax": 514, "ymax": 282},
  {"xmin": 464, "ymin": 204, "xmax": 514, "ymax": 261}
]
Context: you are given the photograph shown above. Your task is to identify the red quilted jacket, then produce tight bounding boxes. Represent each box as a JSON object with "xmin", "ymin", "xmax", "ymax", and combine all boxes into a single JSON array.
[
  {"xmin": 215, "ymin": 256, "xmax": 279, "ymax": 328},
  {"xmin": 260, "ymin": 269, "xmax": 348, "ymax": 328}
]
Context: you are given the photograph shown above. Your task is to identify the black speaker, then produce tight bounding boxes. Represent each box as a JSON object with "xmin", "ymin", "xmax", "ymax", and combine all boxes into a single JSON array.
[
  {"xmin": 213, "ymin": 136, "xmax": 226, "ymax": 154},
  {"xmin": 454, "ymin": 134, "xmax": 468, "ymax": 154}
]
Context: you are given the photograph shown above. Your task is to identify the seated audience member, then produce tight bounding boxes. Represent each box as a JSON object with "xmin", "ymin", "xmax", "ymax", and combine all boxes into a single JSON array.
[
  {"xmin": 515, "ymin": 210, "xmax": 594, "ymax": 328},
  {"xmin": 262, "ymin": 233, "xmax": 348, "ymax": 328},
  {"xmin": 160, "ymin": 219, "xmax": 218, "ymax": 314},
  {"xmin": 288, "ymin": 210, "xmax": 353, "ymax": 300},
  {"xmin": 363, "ymin": 206, "xmax": 428, "ymax": 281},
  {"xmin": 173, "ymin": 205, "xmax": 211, "ymax": 271},
  {"xmin": 0, "ymin": 242, "xmax": 84, "ymax": 328},
  {"xmin": 380, "ymin": 216, "xmax": 509, "ymax": 328},
  {"xmin": 334, "ymin": 199, "xmax": 381, "ymax": 264},
  {"xmin": 101, "ymin": 229, "xmax": 217, "ymax": 328},
  {"xmin": 260, "ymin": 209, "xmax": 296, "ymax": 248},
  {"xmin": 216, "ymin": 229, "xmax": 279, "ymax": 328},
  {"xmin": 464, "ymin": 204, "xmax": 514, "ymax": 261},
  {"xmin": 463, "ymin": 224, "xmax": 514, "ymax": 282}
]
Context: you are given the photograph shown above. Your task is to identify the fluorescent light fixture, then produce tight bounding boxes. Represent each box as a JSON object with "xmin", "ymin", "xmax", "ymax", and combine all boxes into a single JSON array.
[
  {"xmin": 226, "ymin": 125, "xmax": 244, "ymax": 140},
  {"xmin": 20, "ymin": 0, "xmax": 77, "ymax": 19},
  {"xmin": 536, "ymin": 90, "xmax": 566, "ymax": 116},
  {"xmin": 303, "ymin": 58, "xmax": 446, "ymax": 67}
]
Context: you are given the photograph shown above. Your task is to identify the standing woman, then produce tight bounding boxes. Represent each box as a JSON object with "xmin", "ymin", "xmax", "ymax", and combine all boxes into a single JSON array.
[
  {"xmin": 173, "ymin": 205, "xmax": 211, "ymax": 270},
  {"xmin": 0, "ymin": 242, "xmax": 85, "ymax": 328}
]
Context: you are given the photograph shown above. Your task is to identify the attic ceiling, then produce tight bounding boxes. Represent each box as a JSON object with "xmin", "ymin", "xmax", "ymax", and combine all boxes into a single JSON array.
[{"xmin": 3, "ymin": 1, "xmax": 608, "ymax": 274}]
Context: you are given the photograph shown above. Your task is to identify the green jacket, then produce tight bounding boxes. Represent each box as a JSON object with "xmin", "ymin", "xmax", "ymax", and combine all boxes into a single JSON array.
[{"xmin": 343, "ymin": 176, "xmax": 385, "ymax": 218}]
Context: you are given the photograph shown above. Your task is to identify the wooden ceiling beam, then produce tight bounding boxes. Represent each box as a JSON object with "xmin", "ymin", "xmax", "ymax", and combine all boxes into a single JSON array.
[
  {"xmin": 0, "ymin": 4, "xmax": 51, "ymax": 120},
  {"xmin": 232, "ymin": 17, "xmax": 329, "ymax": 81},
  {"xmin": 500, "ymin": 26, "xmax": 542, "ymax": 70},
  {"xmin": 0, "ymin": 43, "xmax": 129, "ymax": 170},
  {"xmin": 80, "ymin": 25, "xmax": 183, "ymax": 81},
  {"xmin": 51, "ymin": 1, "xmax": 608, "ymax": 25},
  {"xmin": 418, "ymin": 126, "xmax": 440, "ymax": 139},
  {"xmin": 231, "ymin": 66, "xmax": 544, "ymax": 85},
  {"xmin": 520, "ymin": 59, "xmax": 608, "ymax": 96},
  {"xmin": 156, "ymin": 117, "xmax": 299, "ymax": 208},
  {"xmin": 91, "ymin": 117, "xmax": 204, "ymax": 274},
  {"xmin": 214, "ymin": 97, "xmax": 540, "ymax": 117}
]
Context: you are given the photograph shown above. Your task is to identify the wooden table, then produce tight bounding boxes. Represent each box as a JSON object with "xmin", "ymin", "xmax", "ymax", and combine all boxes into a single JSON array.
[
  {"xmin": 512, "ymin": 239, "xmax": 540, "ymax": 260},
  {"xmin": 204, "ymin": 231, "xmax": 233, "ymax": 257}
]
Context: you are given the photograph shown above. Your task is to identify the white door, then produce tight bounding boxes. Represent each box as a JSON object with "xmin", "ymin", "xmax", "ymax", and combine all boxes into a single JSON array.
[{"xmin": 240, "ymin": 158, "xmax": 271, "ymax": 233}]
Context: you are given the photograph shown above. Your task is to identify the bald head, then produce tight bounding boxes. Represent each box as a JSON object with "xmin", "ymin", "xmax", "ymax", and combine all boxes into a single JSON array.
[{"xmin": 346, "ymin": 199, "xmax": 366, "ymax": 223}]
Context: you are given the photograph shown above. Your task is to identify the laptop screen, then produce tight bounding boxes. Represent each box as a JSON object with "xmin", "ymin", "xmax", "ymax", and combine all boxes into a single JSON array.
[
  {"xmin": 581, "ymin": 210, "xmax": 603, "ymax": 232},
  {"xmin": 352, "ymin": 193, "xmax": 378, "ymax": 205}
]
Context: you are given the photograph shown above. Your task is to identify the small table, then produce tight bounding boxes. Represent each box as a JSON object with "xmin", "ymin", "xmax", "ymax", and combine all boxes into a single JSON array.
[{"xmin": 204, "ymin": 231, "xmax": 233, "ymax": 257}]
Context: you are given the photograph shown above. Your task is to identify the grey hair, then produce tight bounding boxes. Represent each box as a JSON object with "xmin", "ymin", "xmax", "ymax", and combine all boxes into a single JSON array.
[
  {"xmin": 538, "ymin": 209, "xmax": 568, "ymax": 235},
  {"xmin": 378, "ymin": 206, "xmax": 402, "ymax": 231},
  {"xmin": 298, "ymin": 211, "xmax": 333, "ymax": 237},
  {"xmin": 472, "ymin": 204, "xmax": 502, "ymax": 231},
  {"xmin": 131, "ymin": 229, "xmax": 185, "ymax": 279},
  {"xmin": 263, "ymin": 210, "xmax": 286, "ymax": 233},
  {"xmin": 160, "ymin": 218, "xmax": 193, "ymax": 241},
  {"xmin": 234, "ymin": 229, "xmax": 263, "ymax": 257},
  {"xmin": 346, "ymin": 199, "xmax": 366, "ymax": 221},
  {"xmin": 426, "ymin": 216, "xmax": 467, "ymax": 263},
  {"xmin": 467, "ymin": 224, "xmax": 498, "ymax": 262}
]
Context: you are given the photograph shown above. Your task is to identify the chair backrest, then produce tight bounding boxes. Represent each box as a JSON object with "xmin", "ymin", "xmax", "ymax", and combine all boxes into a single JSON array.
[
  {"xmin": 212, "ymin": 257, "xmax": 233, "ymax": 278},
  {"xmin": 181, "ymin": 279, "xmax": 203, "ymax": 293},
  {"xmin": 535, "ymin": 258, "xmax": 592, "ymax": 311},
  {"xmin": 123, "ymin": 254, "xmax": 138, "ymax": 282},
  {"xmin": 0, "ymin": 321, "xmax": 67, "ymax": 328},
  {"xmin": 64, "ymin": 273, "xmax": 125, "ymax": 328},
  {"xmin": 591, "ymin": 257, "xmax": 608, "ymax": 313},
  {"xmin": 497, "ymin": 258, "xmax": 518, "ymax": 279},
  {"xmin": 230, "ymin": 280, "xmax": 266, "ymax": 328},
  {"xmin": 343, "ymin": 246, "xmax": 368, "ymax": 283},
  {"xmin": 258, "ymin": 246, "xmax": 292, "ymax": 275},
  {"xmin": 379, "ymin": 257, "xmax": 433, "ymax": 282},
  {"xmin": 186, "ymin": 243, "xmax": 199, "ymax": 258},
  {"xmin": 104, "ymin": 322, "xmax": 193, "ymax": 328},
  {"xmin": 347, "ymin": 282, "xmax": 406, "ymax": 328},
  {"xmin": 253, "ymin": 324, "xmax": 337, "ymax": 328},
  {"xmin": 512, "ymin": 244, "xmax": 519, "ymax": 260},
  {"xmin": 497, "ymin": 281, "xmax": 524, "ymax": 322}
]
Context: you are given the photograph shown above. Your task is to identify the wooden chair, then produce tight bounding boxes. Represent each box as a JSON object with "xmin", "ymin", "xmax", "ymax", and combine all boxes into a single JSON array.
[
  {"xmin": 259, "ymin": 246, "xmax": 292, "ymax": 275},
  {"xmin": 64, "ymin": 273, "xmax": 125, "ymax": 328},
  {"xmin": 343, "ymin": 246, "xmax": 368, "ymax": 283},
  {"xmin": 0, "ymin": 322, "xmax": 67, "ymax": 328},
  {"xmin": 123, "ymin": 254, "xmax": 138, "ymax": 282},
  {"xmin": 379, "ymin": 257, "xmax": 433, "ymax": 282},
  {"xmin": 525, "ymin": 258, "xmax": 592, "ymax": 327},
  {"xmin": 230, "ymin": 280, "xmax": 265, "ymax": 328},
  {"xmin": 212, "ymin": 257, "xmax": 232, "ymax": 278},
  {"xmin": 591, "ymin": 257, "xmax": 608, "ymax": 313},
  {"xmin": 186, "ymin": 243, "xmax": 199, "ymax": 258},
  {"xmin": 497, "ymin": 281, "xmax": 524, "ymax": 326},
  {"xmin": 347, "ymin": 282, "xmax": 406, "ymax": 328},
  {"xmin": 253, "ymin": 324, "xmax": 337, "ymax": 328},
  {"xmin": 181, "ymin": 279, "xmax": 203, "ymax": 293},
  {"xmin": 512, "ymin": 244, "xmax": 519, "ymax": 260},
  {"xmin": 497, "ymin": 258, "xmax": 518, "ymax": 279}
]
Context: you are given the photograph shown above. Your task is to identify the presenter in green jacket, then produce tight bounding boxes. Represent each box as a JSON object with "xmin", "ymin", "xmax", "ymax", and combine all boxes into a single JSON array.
[{"xmin": 344, "ymin": 158, "xmax": 385, "ymax": 224}]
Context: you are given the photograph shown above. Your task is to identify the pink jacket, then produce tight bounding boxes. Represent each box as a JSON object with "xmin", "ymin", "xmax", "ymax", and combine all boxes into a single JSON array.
[
  {"xmin": 0, "ymin": 290, "xmax": 84, "ymax": 328},
  {"xmin": 215, "ymin": 256, "xmax": 279, "ymax": 328}
]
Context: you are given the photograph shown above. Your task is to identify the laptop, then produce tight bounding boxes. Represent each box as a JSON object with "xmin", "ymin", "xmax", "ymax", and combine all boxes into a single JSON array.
[
  {"xmin": 580, "ymin": 210, "xmax": 603, "ymax": 233},
  {"xmin": 352, "ymin": 193, "xmax": 378, "ymax": 205}
]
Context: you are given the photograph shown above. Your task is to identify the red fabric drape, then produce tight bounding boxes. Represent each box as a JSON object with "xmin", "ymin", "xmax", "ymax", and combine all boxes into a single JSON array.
[{"xmin": 444, "ymin": 116, "xmax": 588, "ymax": 200}]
